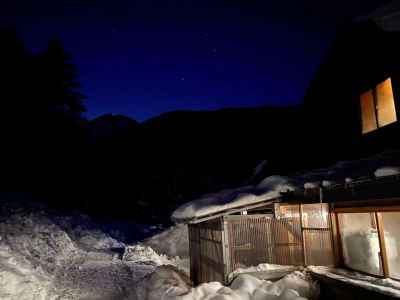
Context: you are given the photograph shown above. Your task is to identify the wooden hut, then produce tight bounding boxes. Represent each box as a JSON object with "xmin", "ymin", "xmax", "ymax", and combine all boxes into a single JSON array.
[{"xmin": 186, "ymin": 195, "xmax": 336, "ymax": 285}]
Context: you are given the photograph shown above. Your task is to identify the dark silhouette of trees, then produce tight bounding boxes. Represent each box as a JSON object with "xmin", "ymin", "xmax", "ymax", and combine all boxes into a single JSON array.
[
  {"xmin": 38, "ymin": 39, "xmax": 86, "ymax": 116},
  {"xmin": 0, "ymin": 28, "xmax": 308, "ymax": 223},
  {"xmin": 0, "ymin": 28, "xmax": 87, "ymax": 190}
]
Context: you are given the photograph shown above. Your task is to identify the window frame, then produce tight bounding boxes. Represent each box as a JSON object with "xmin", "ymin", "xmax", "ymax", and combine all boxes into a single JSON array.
[
  {"xmin": 360, "ymin": 77, "xmax": 397, "ymax": 134},
  {"xmin": 333, "ymin": 206, "xmax": 400, "ymax": 280}
]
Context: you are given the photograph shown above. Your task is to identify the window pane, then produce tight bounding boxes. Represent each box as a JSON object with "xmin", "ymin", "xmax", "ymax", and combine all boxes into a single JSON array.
[
  {"xmin": 304, "ymin": 230, "xmax": 334, "ymax": 266},
  {"xmin": 302, "ymin": 203, "xmax": 329, "ymax": 228},
  {"xmin": 360, "ymin": 90, "xmax": 378, "ymax": 134},
  {"xmin": 278, "ymin": 204, "xmax": 300, "ymax": 219},
  {"xmin": 376, "ymin": 78, "xmax": 397, "ymax": 128},
  {"xmin": 338, "ymin": 213, "xmax": 383, "ymax": 276},
  {"xmin": 380, "ymin": 212, "xmax": 400, "ymax": 279}
]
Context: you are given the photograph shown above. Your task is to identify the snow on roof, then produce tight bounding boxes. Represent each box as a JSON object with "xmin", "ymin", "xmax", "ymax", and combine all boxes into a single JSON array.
[
  {"xmin": 171, "ymin": 176, "xmax": 299, "ymax": 223},
  {"xmin": 357, "ymin": 1, "xmax": 400, "ymax": 32},
  {"xmin": 172, "ymin": 151, "xmax": 400, "ymax": 223},
  {"xmin": 375, "ymin": 166, "xmax": 400, "ymax": 178}
]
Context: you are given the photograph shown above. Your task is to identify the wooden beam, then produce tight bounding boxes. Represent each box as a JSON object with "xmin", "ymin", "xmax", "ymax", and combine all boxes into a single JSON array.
[
  {"xmin": 376, "ymin": 213, "xmax": 390, "ymax": 277},
  {"xmin": 330, "ymin": 210, "xmax": 341, "ymax": 267},
  {"xmin": 299, "ymin": 204, "xmax": 307, "ymax": 266},
  {"xmin": 332, "ymin": 198, "xmax": 400, "ymax": 209},
  {"xmin": 334, "ymin": 212, "xmax": 345, "ymax": 267},
  {"xmin": 221, "ymin": 217, "xmax": 231, "ymax": 285}
]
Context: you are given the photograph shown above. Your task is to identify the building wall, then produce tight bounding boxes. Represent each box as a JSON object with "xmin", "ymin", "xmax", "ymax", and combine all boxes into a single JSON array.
[
  {"xmin": 189, "ymin": 205, "xmax": 335, "ymax": 285},
  {"xmin": 303, "ymin": 21, "xmax": 400, "ymax": 164},
  {"xmin": 188, "ymin": 217, "xmax": 227, "ymax": 284}
]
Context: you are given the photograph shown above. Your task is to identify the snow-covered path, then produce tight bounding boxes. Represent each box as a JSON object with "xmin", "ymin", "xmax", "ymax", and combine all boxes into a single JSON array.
[
  {"xmin": 52, "ymin": 259, "xmax": 138, "ymax": 299},
  {"xmin": 0, "ymin": 199, "xmax": 317, "ymax": 300}
]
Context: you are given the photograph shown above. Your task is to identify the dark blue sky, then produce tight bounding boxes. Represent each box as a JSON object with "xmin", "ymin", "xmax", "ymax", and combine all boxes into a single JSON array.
[{"xmin": 1, "ymin": 0, "xmax": 388, "ymax": 121}]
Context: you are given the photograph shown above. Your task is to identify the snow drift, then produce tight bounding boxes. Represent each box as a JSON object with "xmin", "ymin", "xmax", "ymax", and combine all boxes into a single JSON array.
[
  {"xmin": 143, "ymin": 223, "xmax": 189, "ymax": 258},
  {"xmin": 0, "ymin": 200, "xmax": 187, "ymax": 300},
  {"xmin": 136, "ymin": 268, "xmax": 318, "ymax": 300},
  {"xmin": 0, "ymin": 196, "xmax": 319, "ymax": 300}
]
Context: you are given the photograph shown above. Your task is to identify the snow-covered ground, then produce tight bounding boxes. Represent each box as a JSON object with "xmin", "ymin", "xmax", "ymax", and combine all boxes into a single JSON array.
[
  {"xmin": 142, "ymin": 223, "xmax": 189, "ymax": 258},
  {"xmin": 3, "ymin": 151, "xmax": 400, "ymax": 299},
  {"xmin": 228, "ymin": 263, "xmax": 300, "ymax": 283},
  {"xmin": 0, "ymin": 198, "xmax": 186, "ymax": 300},
  {"xmin": 0, "ymin": 197, "xmax": 318, "ymax": 300},
  {"xmin": 137, "ymin": 269, "xmax": 318, "ymax": 300}
]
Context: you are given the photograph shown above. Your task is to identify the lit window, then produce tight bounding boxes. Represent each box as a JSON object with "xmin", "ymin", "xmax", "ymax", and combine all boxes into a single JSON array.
[
  {"xmin": 360, "ymin": 78, "xmax": 397, "ymax": 134},
  {"xmin": 360, "ymin": 90, "xmax": 377, "ymax": 134},
  {"xmin": 338, "ymin": 213, "xmax": 383, "ymax": 276}
]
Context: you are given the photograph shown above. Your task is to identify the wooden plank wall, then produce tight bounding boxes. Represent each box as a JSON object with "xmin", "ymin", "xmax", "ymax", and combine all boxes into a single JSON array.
[
  {"xmin": 189, "ymin": 218, "xmax": 225, "ymax": 284},
  {"xmin": 225, "ymin": 215, "xmax": 304, "ymax": 275},
  {"xmin": 189, "ymin": 204, "xmax": 335, "ymax": 285},
  {"xmin": 281, "ymin": 203, "xmax": 335, "ymax": 266}
]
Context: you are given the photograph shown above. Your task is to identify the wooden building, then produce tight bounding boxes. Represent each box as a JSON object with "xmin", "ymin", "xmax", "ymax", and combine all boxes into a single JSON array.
[
  {"xmin": 302, "ymin": 17, "xmax": 400, "ymax": 165},
  {"xmin": 187, "ymin": 194, "xmax": 336, "ymax": 285},
  {"xmin": 187, "ymin": 173, "xmax": 400, "ymax": 285},
  {"xmin": 184, "ymin": 2, "xmax": 400, "ymax": 290}
]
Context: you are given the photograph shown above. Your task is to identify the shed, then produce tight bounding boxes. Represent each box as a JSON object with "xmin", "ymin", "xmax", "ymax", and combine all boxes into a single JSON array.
[{"xmin": 177, "ymin": 187, "xmax": 336, "ymax": 285}]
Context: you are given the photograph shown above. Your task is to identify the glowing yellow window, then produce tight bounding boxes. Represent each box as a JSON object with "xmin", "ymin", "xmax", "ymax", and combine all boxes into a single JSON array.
[
  {"xmin": 360, "ymin": 78, "xmax": 397, "ymax": 134},
  {"xmin": 376, "ymin": 78, "xmax": 397, "ymax": 127},
  {"xmin": 361, "ymin": 89, "xmax": 377, "ymax": 134}
]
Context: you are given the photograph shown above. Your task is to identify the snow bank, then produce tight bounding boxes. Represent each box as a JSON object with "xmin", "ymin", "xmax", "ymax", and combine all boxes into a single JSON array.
[
  {"xmin": 124, "ymin": 244, "xmax": 168, "ymax": 264},
  {"xmin": 309, "ymin": 266, "xmax": 400, "ymax": 298},
  {"xmin": 0, "ymin": 199, "xmax": 190, "ymax": 300},
  {"xmin": 374, "ymin": 166, "xmax": 400, "ymax": 177},
  {"xmin": 172, "ymin": 176, "xmax": 299, "ymax": 222},
  {"xmin": 228, "ymin": 263, "xmax": 299, "ymax": 282},
  {"xmin": 143, "ymin": 223, "xmax": 189, "ymax": 258},
  {"xmin": 0, "ymin": 243, "xmax": 53, "ymax": 300},
  {"xmin": 0, "ymin": 210, "xmax": 82, "ymax": 300},
  {"xmin": 123, "ymin": 244, "xmax": 189, "ymax": 275},
  {"xmin": 136, "ymin": 268, "xmax": 318, "ymax": 300}
]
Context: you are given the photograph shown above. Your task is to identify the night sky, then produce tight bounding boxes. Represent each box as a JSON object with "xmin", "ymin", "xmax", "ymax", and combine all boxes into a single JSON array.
[{"xmin": 1, "ymin": 0, "xmax": 390, "ymax": 121}]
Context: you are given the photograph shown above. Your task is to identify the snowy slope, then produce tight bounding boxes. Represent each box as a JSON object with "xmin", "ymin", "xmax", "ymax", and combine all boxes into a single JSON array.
[
  {"xmin": 0, "ymin": 199, "xmax": 185, "ymax": 300},
  {"xmin": 0, "ymin": 196, "xmax": 319, "ymax": 300},
  {"xmin": 143, "ymin": 223, "xmax": 189, "ymax": 258}
]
